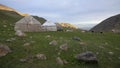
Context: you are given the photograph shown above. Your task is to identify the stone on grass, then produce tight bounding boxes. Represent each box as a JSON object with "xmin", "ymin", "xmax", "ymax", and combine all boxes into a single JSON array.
[
  {"xmin": 49, "ymin": 40, "xmax": 57, "ymax": 46},
  {"xmin": 63, "ymin": 59, "xmax": 68, "ymax": 64},
  {"xmin": 75, "ymin": 51, "xmax": 98, "ymax": 63},
  {"xmin": 36, "ymin": 54, "xmax": 47, "ymax": 60},
  {"xmin": 56, "ymin": 57, "xmax": 64, "ymax": 65},
  {"xmin": 6, "ymin": 38, "xmax": 16, "ymax": 42},
  {"xmin": 23, "ymin": 43, "xmax": 31, "ymax": 46},
  {"xmin": 72, "ymin": 36, "xmax": 81, "ymax": 41},
  {"xmin": 15, "ymin": 30, "xmax": 26, "ymax": 37},
  {"xmin": 0, "ymin": 44, "xmax": 12, "ymax": 57},
  {"xmin": 118, "ymin": 57, "xmax": 120, "ymax": 59},
  {"xmin": 3, "ymin": 25, "xmax": 7, "ymax": 27},
  {"xmin": 108, "ymin": 52, "xmax": 114, "ymax": 55},
  {"xmin": 46, "ymin": 35, "xmax": 51, "ymax": 38},
  {"xmin": 80, "ymin": 42, "xmax": 87, "ymax": 45},
  {"xmin": 20, "ymin": 58, "xmax": 27, "ymax": 62},
  {"xmin": 60, "ymin": 43, "xmax": 68, "ymax": 51}
]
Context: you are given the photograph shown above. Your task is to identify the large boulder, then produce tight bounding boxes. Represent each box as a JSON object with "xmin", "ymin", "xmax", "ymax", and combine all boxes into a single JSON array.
[
  {"xmin": 0, "ymin": 44, "xmax": 12, "ymax": 57},
  {"xmin": 75, "ymin": 51, "xmax": 98, "ymax": 63}
]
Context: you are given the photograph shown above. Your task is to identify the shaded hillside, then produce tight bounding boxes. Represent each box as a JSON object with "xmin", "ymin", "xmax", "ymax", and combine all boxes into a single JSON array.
[
  {"xmin": 0, "ymin": 10, "xmax": 23, "ymax": 31},
  {"xmin": 0, "ymin": 4, "xmax": 29, "ymax": 16},
  {"xmin": 33, "ymin": 16, "xmax": 46, "ymax": 24},
  {"xmin": 90, "ymin": 14, "xmax": 120, "ymax": 32}
]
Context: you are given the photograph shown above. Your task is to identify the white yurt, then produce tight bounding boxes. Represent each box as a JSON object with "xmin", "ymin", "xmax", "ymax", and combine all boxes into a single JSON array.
[
  {"xmin": 42, "ymin": 21, "xmax": 57, "ymax": 31},
  {"xmin": 14, "ymin": 16, "xmax": 43, "ymax": 32}
]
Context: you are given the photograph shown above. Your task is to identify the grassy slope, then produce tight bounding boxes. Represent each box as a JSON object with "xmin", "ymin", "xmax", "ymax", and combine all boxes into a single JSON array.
[{"xmin": 0, "ymin": 10, "xmax": 120, "ymax": 68}]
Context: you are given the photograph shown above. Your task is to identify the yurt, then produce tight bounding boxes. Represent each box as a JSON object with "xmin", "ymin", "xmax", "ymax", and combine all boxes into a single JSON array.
[
  {"xmin": 42, "ymin": 21, "xmax": 57, "ymax": 31},
  {"xmin": 14, "ymin": 16, "xmax": 43, "ymax": 32}
]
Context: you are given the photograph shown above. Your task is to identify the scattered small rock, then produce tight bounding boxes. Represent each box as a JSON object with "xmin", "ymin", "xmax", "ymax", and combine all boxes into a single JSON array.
[
  {"xmin": 15, "ymin": 30, "xmax": 26, "ymax": 37},
  {"xmin": 118, "ymin": 57, "xmax": 120, "ymax": 59},
  {"xmin": 108, "ymin": 52, "xmax": 114, "ymax": 55},
  {"xmin": 57, "ymin": 51, "xmax": 61, "ymax": 55},
  {"xmin": 59, "ymin": 43, "xmax": 68, "ymax": 51},
  {"xmin": 49, "ymin": 40, "xmax": 57, "ymax": 46},
  {"xmin": 56, "ymin": 57, "xmax": 64, "ymax": 65},
  {"xmin": 35, "ymin": 54, "xmax": 47, "ymax": 60},
  {"xmin": 72, "ymin": 36, "xmax": 81, "ymax": 41},
  {"xmin": 104, "ymin": 42, "xmax": 108, "ymax": 45},
  {"xmin": 31, "ymin": 41, "xmax": 35, "ymax": 43},
  {"xmin": 3, "ymin": 25, "xmax": 7, "ymax": 28},
  {"xmin": 20, "ymin": 58, "xmax": 27, "ymax": 62},
  {"xmin": 23, "ymin": 43, "xmax": 31, "ymax": 46},
  {"xmin": 0, "ymin": 44, "xmax": 12, "ymax": 57},
  {"xmin": 75, "ymin": 51, "xmax": 98, "ymax": 63},
  {"xmin": 80, "ymin": 42, "xmax": 87, "ymax": 45},
  {"xmin": 98, "ymin": 46, "xmax": 104, "ymax": 49},
  {"xmin": 46, "ymin": 35, "xmax": 51, "ymax": 38},
  {"xmin": 6, "ymin": 38, "xmax": 16, "ymax": 42},
  {"xmin": 63, "ymin": 59, "xmax": 68, "ymax": 64}
]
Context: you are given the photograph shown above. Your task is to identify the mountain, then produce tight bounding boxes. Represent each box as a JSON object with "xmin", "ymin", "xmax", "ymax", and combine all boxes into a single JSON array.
[
  {"xmin": 0, "ymin": 4, "xmax": 29, "ymax": 16},
  {"xmin": 90, "ymin": 14, "xmax": 120, "ymax": 32},
  {"xmin": 0, "ymin": 4, "xmax": 46, "ymax": 25},
  {"xmin": 59, "ymin": 23, "xmax": 78, "ymax": 29}
]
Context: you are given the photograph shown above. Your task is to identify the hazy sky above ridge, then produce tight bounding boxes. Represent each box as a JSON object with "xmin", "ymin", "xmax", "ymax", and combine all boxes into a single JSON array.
[{"xmin": 0, "ymin": 0, "xmax": 120, "ymax": 24}]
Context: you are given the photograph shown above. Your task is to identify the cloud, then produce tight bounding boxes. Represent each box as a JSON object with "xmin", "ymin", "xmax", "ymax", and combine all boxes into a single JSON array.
[{"xmin": 0, "ymin": 0, "xmax": 120, "ymax": 24}]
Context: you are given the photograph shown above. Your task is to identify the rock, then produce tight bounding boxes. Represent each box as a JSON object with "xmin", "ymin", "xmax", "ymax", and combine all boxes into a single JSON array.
[
  {"xmin": 63, "ymin": 59, "xmax": 68, "ymax": 64},
  {"xmin": 56, "ymin": 57, "xmax": 64, "ymax": 65},
  {"xmin": 72, "ymin": 36, "xmax": 81, "ymax": 41},
  {"xmin": 80, "ymin": 42, "xmax": 87, "ymax": 45},
  {"xmin": 6, "ymin": 38, "xmax": 16, "ymax": 42},
  {"xmin": 75, "ymin": 51, "xmax": 98, "ymax": 63},
  {"xmin": 0, "ymin": 44, "xmax": 12, "ymax": 57},
  {"xmin": 49, "ymin": 40, "xmax": 57, "ymax": 46},
  {"xmin": 59, "ymin": 43, "xmax": 68, "ymax": 51},
  {"xmin": 20, "ymin": 58, "xmax": 27, "ymax": 62},
  {"xmin": 3, "ymin": 25, "xmax": 7, "ymax": 27},
  {"xmin": 118, "ymin": 57, "xmax": 120, "ymax": 59},
  {"xmin": 46, "ymin": 35, "xmax": 51, "ymax": 38},
  {"xmin": 23, "ymin": 43, "xmax": 31, "ymax": 46},
  {"xmin": 108, "ymin": 52, "xmax": 114, "ymax": 55},
  {"xmin": 15, "ymin": 30, "xmax": 26, "ymax": 37},
  {"xmin": 30, "ymin": 41, "xmax": 35, "ymax": 43},
  {"xmin": 36, "ymin": 54, "xmax": 47, "ymax": 60}
]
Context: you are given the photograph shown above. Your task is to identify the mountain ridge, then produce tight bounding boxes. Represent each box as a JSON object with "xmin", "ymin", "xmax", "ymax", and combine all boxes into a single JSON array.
[
  {"xmin": 0, "ymin": 4, "xmax": 29, "ymax": 16},
  {"xmin": 90, "ymin": 14, "xmax": 120, "ymax": 32}
]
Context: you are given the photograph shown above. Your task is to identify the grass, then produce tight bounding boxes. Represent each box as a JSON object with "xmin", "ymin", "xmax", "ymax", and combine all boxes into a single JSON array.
[
  {"xmin": 0, "ymin": 10, "xmax": 120, "ymax": 68},
  {"xmin": 0, "ymin": 31, "xmax": 120, "ymax": 68}
]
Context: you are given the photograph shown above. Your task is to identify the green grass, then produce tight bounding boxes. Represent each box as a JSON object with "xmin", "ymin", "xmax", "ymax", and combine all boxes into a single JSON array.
[
  {"xmin": 0, "ymin": 31, "xmax": 120, "ymax": 68},
  {"xmin": 0, "ymin": 10, "xmax": 120, "ymax": 68}
]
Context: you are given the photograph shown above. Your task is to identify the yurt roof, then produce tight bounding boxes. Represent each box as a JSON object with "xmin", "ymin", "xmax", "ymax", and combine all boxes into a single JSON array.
[
  {"xmin": 16, "ymin": 15, "xmax": 41, "ymax": 24},
  {"xmin": 42, "ymin": 21, "xmax": 56, "ymax": 26}
]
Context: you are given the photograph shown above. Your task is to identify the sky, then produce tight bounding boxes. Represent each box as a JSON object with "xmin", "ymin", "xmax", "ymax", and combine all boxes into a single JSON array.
[{"xmin": 0, "ymin": 0, "xmax": 120, "ymax": 25}]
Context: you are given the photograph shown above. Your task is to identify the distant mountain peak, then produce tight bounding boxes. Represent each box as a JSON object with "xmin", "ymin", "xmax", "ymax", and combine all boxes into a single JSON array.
[
  {"xmin": 59, "ymin": 23, "xmax": 78, "ymax": 29},
  {"xmin": 0, "ymin": 4, "xmax": 29, "ymax": 16}
]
